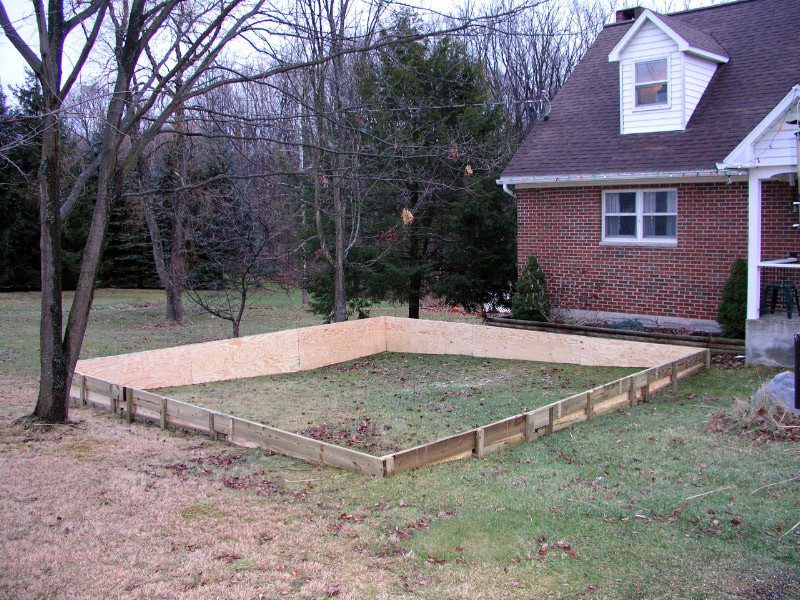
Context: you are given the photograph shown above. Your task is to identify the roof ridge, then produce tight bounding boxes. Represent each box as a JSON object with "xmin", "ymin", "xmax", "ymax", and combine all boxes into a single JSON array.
[{"xmin": 604, "ymin": 0, "xmax": 758, "ymax": 29}]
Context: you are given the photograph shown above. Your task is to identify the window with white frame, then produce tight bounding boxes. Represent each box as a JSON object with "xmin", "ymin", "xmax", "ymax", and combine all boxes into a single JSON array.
[
  {"xmin": 634, "ymin": 58, "xmax": 668, "ymax": 107},
  {"xmin": 603, "ymin": 190, "xmax": 677, "ymax": 244}
]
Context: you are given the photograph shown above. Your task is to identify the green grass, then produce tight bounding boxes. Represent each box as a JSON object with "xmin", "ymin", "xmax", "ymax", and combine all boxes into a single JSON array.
[
  {"xmin": 159, "ymin": 353, "xmax": 634, "ymax": 452},
  {"xmin": 2, "ymin": 288, "xmax": 799, "ymax": 599}
]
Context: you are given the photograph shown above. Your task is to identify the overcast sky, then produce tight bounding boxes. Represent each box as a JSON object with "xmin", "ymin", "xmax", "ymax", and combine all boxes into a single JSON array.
[{"xmin": 0, "ymin": 0, "xmax": 718, "ymax": 94}]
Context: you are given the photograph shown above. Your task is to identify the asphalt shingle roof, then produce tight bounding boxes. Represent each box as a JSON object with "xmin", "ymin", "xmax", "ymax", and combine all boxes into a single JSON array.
[{"xmin": 501, "ymin": 0, "xmax": 800, "ymax": 179}]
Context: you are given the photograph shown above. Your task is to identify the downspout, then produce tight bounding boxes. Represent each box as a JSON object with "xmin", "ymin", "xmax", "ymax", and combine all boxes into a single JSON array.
[{"xmin": 502, "ymin": 182, "xmax": 516, "ymax": 198}]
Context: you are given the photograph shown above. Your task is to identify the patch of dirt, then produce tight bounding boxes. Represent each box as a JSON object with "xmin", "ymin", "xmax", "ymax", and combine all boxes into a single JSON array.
[
  {"xmin": 723, "ymin": 571, "xmax": 800, "ymax": 600},
  {"xmin": 712, "ymin": 353, "xmax": 746, "ymax": 370}
]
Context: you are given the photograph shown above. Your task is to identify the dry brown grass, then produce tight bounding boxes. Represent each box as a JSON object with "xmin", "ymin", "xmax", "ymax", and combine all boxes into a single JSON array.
[{"xmin": 0, "ymin": 383, "xmax": 401, "ymax": 600}]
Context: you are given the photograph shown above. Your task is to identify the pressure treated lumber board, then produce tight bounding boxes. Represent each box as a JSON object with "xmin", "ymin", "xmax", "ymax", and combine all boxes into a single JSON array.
[
  {"xmin": 190, "ymin": 328, "xmax": 300, "ymax": 384},
  {"xmin": 298, "ymin": 318, "xmax": 386, "ymax": 371}
]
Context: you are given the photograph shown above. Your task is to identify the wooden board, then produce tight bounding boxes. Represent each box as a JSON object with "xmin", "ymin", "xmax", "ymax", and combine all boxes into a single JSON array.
[
  {"xmin": 76, "ymin": 344, "xmax": 194, "ymax": 389},
  {"xmin": 190, "ymin": 328, "xmax": 300, "ymax": 384},
  {"xmin": 473, "ymin": 325, "xmax": 581, "ymax": 363},
  {"xmin": 390, "ymin": 429, "xmax": 477, "ymax": 473},
  {"xmin": 298, "ymin": 319, "xmax": 386, "ymax": 371},
  {"xmin": 472, "ymin": 321, "xmax": 696, "ymax": 367},
  {"xmin": 384, "ymin": 317, "xmax": 474, "ymax": 355}
]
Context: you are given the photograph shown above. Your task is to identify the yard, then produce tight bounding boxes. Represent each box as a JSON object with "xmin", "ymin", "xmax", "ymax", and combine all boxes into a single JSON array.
[{"xmin": 1, "ymin": 289, "xmax": 798, "ymax": 599}]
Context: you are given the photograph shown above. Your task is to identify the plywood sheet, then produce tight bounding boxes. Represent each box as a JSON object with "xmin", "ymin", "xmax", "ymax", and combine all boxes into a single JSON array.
[
  {"xmin": 384, "ymin": 317, "xmax": 474, "ymax": 355},
  {"xmin": 76, "ymin": 343, "xmax": 194, "ymax": 389},
  {"xmin": 577, "ymin": 336, "xmax": 695, "ymax": 367},
  {"xmin": 473, "ymin": 326, "xmax": 556, "ymax": 362},
  {"xmin": 189, "ymin": 328, "xmax": 300, "ymax": 384},
  {"xmin": 298, "ymin": 318, "xmax": 386, "ymax": 371}
]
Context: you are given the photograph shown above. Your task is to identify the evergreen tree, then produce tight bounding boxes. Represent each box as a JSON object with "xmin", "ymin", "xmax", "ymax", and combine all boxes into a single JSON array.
[
  {"xmin": 0, "ymin": 79, "xmax": 43, "ymax": 291},
  {"xmin": 717, "ymin": 258, "xmax": 747, "ymax": 339},
  {"xmin": 340, "ymin": 29, "xmax": 515, "ymax": 317}
]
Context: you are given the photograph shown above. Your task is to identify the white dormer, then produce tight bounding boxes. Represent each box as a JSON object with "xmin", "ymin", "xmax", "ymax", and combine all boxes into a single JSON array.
[{"xmin": 608, "ymin": 9, "xmax": 729, "ymax": 135}]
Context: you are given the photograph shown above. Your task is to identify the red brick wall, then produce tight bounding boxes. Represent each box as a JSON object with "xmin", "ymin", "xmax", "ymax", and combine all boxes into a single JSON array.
[
  {"xmin": 517, "ymin": 180, "xmax": 798, "ymax": 322},
  {"xmin": 761, "ymin": 180, "xmax": 800, "ymax": 261}
]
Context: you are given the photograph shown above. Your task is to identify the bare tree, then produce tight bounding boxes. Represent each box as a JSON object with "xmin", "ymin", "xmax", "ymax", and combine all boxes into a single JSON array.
[{"xmin": 0, "ymin": 0, "xmax": 266, "ymax": 421}]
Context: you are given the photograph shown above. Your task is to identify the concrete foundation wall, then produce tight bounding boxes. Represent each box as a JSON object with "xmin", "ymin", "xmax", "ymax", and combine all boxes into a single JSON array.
[{"xmin": 746, "ymin": 318, "xmax": 800, "ymax": 367}]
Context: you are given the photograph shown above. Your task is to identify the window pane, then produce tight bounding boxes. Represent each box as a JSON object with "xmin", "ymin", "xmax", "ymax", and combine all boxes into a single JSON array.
[
  {"xmin": 606, "ymin": 192, "xmax": 636, "ymax": 214},
  {"xmin": 636, "ymin": 83, "xmax": 668, "ymax": 106},
  {"xmin": 635, "ymin": 59, "xmax": 667, "ymax": 83},
  {"xmin": 606, "ymin": 215, "xmax": 636, "ymax": 237},
  {"xmin": 643, "ymin": 191, "xmax": 677, "ymax": 213},
  {"xmin": 643, "ymin": 215, "xmax": 677, "ymax": 238}
]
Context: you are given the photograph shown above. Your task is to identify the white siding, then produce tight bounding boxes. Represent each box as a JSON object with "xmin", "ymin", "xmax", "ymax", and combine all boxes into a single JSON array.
[
  {"xmin": 619, "ymin": 22, "xmax": 683, "ymax": 134},
  {"xmin": 684, "ymin": 54, "xmax": 717, "ymax": 125},
  {"xmin": 752, "ymin": 114, "xmax": 799, "ymax": 167}
]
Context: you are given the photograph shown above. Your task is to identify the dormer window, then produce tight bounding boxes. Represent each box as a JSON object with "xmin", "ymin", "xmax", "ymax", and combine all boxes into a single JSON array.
[
  {"xmin": 608, "ymin": 9, "xmax": 728, "ymax": 134},
  {"xmin": 635, "ymin": 58, "xmax": 668, "ymax": 107}
]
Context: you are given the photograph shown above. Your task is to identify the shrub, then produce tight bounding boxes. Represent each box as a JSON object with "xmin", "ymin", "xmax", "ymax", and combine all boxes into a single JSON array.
[
  {"xmin": 511, "ymin": 255, "xmax": 551, "ymax": 322},
  {"xmin": 717, "ymin": 258, "xmax": 747, "ymax": 339}
]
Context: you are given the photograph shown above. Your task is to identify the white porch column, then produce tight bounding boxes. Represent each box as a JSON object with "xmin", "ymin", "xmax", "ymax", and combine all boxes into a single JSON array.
[{"xmin": 746, "ymin": 171, "xmax": 762, "ymax": 320}]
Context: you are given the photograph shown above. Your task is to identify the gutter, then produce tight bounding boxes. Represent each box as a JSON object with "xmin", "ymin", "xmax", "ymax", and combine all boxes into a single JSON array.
[
  {"xmin": 501, "ymin": 182, "xmax": 516, "ymax": 197},
  {"xmin": 497, "ymin": 169, "xmax": 748, "ymax": 186}
]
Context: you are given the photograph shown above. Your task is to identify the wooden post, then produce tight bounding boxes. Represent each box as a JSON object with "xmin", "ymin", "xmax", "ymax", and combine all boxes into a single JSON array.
[
  {"xmin": 705, "ymin": 349, "xmax": 712, "ymax": 370},
  {"xmin": 79, "ymin": 374, "xmax": 86, "ymax": 407},
  {"xmin": 474, "ymin": 428, "xmax": 485, "ymax": 458},
  {"xmin": 124, "ymin": 387, "xmax": 133, "ymax": 423},
  {"xmin": 229, "ymin": 417, "xmax": 235, "ymax": 442},
  {"xmin": 524, "ymin": 413, "xmax": 536, "ymax": 443},
  {"xmin": 546, "ymin": 406, "xmax": 555, "ymax": 436},
  {"xmin": 384, "ymin": 455, "xmax": 395, "ymax": 477},
  {"xmin": 586, "ymin": 391, "xmax": 595, "ymax": 420},
  {"xmin": 208, "ymin": 413, "xmax": 217, "ymax": 441},
  {"xmin": 643, "ymin": 371, "xmax": 652, "ymax": 403},
  {"xmin": 628, "ymin": 377, "xmax": 637, "ymax": 407},
  {"xmin": 160, "ymin": 397, "xmax": 167, "ymax": 430},
  {"xmin": 671, "ymin": 362, "xmax": 679, "ymax": 392},
  {"xmin": 110, "ymin": 386, "xmax": 118, "ymax": 415}
]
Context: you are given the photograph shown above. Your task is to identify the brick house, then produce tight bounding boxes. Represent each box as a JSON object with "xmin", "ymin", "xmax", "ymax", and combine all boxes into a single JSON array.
[{"xmin": 498, "ymin": 0, "xmax": 800, "ymax": 364}]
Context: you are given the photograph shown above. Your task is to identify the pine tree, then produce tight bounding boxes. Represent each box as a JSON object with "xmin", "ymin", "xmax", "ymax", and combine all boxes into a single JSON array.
[{"xmin": 717, "ymin": 258, "xmax": 747, "ymax": 339}]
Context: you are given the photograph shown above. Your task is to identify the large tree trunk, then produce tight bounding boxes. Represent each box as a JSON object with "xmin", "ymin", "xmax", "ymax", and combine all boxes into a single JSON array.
[{"xmin": 34, "ymin": 108, "xmax": 68, "ymax": 422}]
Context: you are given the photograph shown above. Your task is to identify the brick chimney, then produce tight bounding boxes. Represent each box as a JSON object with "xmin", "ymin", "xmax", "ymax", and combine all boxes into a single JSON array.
[{"xmin": 615, "ymin": 7, "xmax": 645, "ymax": 23}]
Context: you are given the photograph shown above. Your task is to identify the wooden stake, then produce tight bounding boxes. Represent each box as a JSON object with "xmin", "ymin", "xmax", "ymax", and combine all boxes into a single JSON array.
[
  {"xmin": 546, "ymin": 406, "xmax": 555, "ymax": 436},
  {"xmin": 671, "ymin": 362, "xmax": 679, "ymax": 392},
  {"xmin": 474, "ymin": 428, "xmax": 485, "ymax": 458},
  {"xmin": 110, "ymin": 386, "xmax": 118, "ymax": 415},
  {"xmin": 160, "ymin": 397, "xmax": 167, "ymax": 430},
  {"xmin": 79, "ymin": 374, "xmax": 86, "ymax": 407},
  {"xmin": 642, "ymin": 372, "xmax": 652, "ymax": 403},
  {"xmin": 524, "ymin": 413, "xmax": 536, "ymax": 443},
  {"xmin": 705, "ymin": 349, "xmax": 712, "ymax": 370},
  {"xmin": 628, "ymin": 377, "xmax": 637, "ymax": 407},
  {"xmin": 384, "ymin": 455, "xmax": 395, "ymax": 477},
  {"xmin": 208, "ymin": 413, "xmax": 217, "ymax": 441},
  {"xmin": 586, "ymin": 391, "xmax": 595, "ymax": 420},
  {"xmin": 124, "ymin": 387, "xmax": 133, "ymax": 423}
]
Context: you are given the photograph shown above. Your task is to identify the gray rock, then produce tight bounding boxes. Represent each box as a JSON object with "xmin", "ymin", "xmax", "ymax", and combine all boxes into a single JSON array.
[{"xmin": 753, "ymin": 371, "xmax": 800, "ymax": 416}]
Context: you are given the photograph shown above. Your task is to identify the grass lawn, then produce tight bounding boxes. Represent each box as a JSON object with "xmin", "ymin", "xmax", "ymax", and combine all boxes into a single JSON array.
[
  {"xmin": 1, "ymin": 288, "xmax": 798, "ymax": 600},
  {"xmin": 159, "ymin": 353, "xmax": 634, "ymax": 453}
]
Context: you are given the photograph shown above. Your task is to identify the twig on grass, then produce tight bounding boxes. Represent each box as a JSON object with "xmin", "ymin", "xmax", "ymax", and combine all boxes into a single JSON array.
[
  {"xmin": 283, "ymin": 474, "xmax": 348, "ymax": 483},
  {"xmin": 750, "ymin": 476, "xmax": 800, "ymax": 495},
  {"xmin": 684, "ymin": 485, "xmax": 735, "ymax": 501},
  {"xmin": 779, "ymin": 519, "xmax": 800, "ymax": 539}
]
